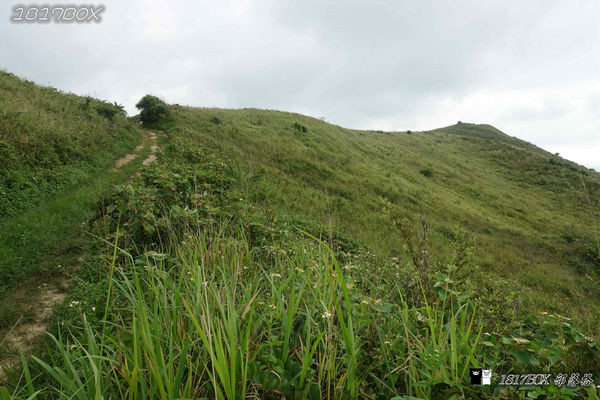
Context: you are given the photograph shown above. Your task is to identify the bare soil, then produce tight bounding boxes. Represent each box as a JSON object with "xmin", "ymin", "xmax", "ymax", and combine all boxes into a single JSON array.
[
  {"xmin": 142, "ymin": 131, "xmax": 159, "ymax": 165},
  {"xmin": 0, "ymin": 280, "xmax": 67, "ymax": 380}
]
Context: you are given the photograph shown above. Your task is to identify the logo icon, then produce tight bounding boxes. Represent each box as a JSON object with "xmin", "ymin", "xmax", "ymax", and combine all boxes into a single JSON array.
[
  {"xmin": 470, "ymin": 368, "xmax": 482, "ymax": 385},
  {"xmin": 482, "ymin": 369, "xmax": 492, "ymax": 385},
  {"xmin": 470, "ymin": 368, "xmax": 492, "ymax": 385}
]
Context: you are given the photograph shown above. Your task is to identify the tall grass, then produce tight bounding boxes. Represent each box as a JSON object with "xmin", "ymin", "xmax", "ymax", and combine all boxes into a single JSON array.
[
  {"xmin": 3, "ymin": 220, "xmax": 501, "ymax": 399},
  {"xmin": 2, "ymin": 143, "xmax": 596, "ymax": 398},
  {"xmin": 166, "ymin": 106, "xmax": 600, "ymax": 330}
]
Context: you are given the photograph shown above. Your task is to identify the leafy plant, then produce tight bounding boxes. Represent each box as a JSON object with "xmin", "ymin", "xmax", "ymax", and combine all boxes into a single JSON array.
[{"xmin": 135, "ymin": 95, "xmax": 169, "ymax": 125}]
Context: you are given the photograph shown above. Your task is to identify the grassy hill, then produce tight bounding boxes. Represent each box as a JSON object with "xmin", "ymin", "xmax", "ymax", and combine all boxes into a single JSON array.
[
  {"xmin": 169, "ymin": 107, "xmax": 600, "ymax": 330},
  {"xmin": 0, "ymin": 71, "xmax": 138, "ymax": 217},
  {"xmin": 2, "ymin": 88, "xmax": 600, "ymax": 398},
  {"xmin": 0, "ymin": 71, "xmax": 141, "ymax": 330}
]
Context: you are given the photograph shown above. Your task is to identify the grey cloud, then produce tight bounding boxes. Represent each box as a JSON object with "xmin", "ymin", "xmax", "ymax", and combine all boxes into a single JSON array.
[
  {"xmin": 502, "ymin": 101, "xmax": 567, "ymax": 122},
  {"xmin": 0, "ymin": 0, "xmax": 598, "ymax": 168}
]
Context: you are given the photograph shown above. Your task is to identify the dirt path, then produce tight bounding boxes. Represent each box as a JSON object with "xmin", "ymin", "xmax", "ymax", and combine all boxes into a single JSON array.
[
  {"xmin": 142, "ymin": 131, "xmax": 159, "ymax": 165},
  {"xmin": 0, "ymin": 129, "xmax": 162, "ymax": 381},
  {"xmin": 0, "ymin": 280, "xmax": 68, "ymax": 379},
  {"xmin": 109, "ymin": 130, "xmax": 158, "ymax": 171}
]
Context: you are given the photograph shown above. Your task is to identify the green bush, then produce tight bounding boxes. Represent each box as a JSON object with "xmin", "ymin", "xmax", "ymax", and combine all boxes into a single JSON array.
[
  {"xmin": 420, "ymin": 167, "xmax": 434, "ymax": 177},
  {"xmin": 293, "ymin": 122, "xmax": 307, "ymax": 133},
  {"xmin": 135, "ymin": 95, "xmax": 169, "ymax": 125},
  {"xmin": 95, "ymin": 101, "xmax": 125, "ymax": 121}
]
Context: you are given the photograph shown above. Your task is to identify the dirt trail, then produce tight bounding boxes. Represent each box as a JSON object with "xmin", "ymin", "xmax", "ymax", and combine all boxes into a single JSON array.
[
  {"xmin": 142, "ymin": 131, "xmax": 159, "ymax": 165},
  {"xmin": 109, "ymin": 130, "xmax": 157, "ymax": 171},
  {"xmin": 0, "ymin": 129, "xmax": 162, "ymax": 381},
  {"xmin": 0, "ymin": 280, "xmax": 67, "ymax": 379}
]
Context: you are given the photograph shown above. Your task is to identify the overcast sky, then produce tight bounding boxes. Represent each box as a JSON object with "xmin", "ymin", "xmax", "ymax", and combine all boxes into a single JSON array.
[{"xmin": 1, "ymin": 1, "xmax": 599, "ymax": 169}]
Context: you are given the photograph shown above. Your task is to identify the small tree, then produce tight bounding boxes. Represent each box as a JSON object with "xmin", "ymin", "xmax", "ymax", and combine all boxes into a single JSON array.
[{"xmin": 135, "ymin": 95, "xmax": 169, "ymax": 125}]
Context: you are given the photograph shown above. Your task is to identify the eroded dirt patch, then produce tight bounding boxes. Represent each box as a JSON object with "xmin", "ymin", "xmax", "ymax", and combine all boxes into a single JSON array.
[
  {"xmin": 0, "ymin": 280, "xmax": 67, "ymax": 380},
  {"xmin": 108, "ymin": 130, "xmax": 154, "ymax": 172},
  {"xmin": 142, "ymin": 131, "xmax": 159, "ymax": 165},
  {"xmin": 109, "ymin": 153, "xmax": 138, "ymax": 171},
  {"xmin": 111, "ymin": 130, "xmax": 160, "ymax": 172}
]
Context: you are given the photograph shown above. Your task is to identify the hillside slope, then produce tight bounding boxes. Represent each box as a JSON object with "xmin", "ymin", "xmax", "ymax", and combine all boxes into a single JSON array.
[
  {"xmin": 0, "ymin": 72, "xmax": 142, "ymax": 338},
  {"xmin": 169, "ymin": 106, "xmax": 600, "ymax": 329},
  {"xmin": 4, "ymin": 96, "xmax": 599, "ymax": 397},
  {"xmin": 0, "ymin": 71, "xmax": 138, "ymax": 217}
]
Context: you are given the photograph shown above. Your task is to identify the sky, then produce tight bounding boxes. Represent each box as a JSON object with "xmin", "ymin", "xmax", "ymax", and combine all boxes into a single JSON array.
[{"xmin": 1, "ymin": 0, "xmax": 599, "ymax": 169}]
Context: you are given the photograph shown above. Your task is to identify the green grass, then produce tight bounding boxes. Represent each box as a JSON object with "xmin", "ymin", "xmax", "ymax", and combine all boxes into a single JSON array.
[
  {"xmin": 0, "ymin": 70, "xmax": 143, "ymax": 328},
  {"xmin": 1, "ymin": 79, "xmax": 599, "ymax": 398},
  {"xmin": 0, "ymin": 70, "xmax": 137, "ymax": 218},
  {"xmin": 164, "ymin": 106, "xmax": 600, "ymax": 332},
  {"xmin": 3, "ymin": 134, "xmax": 597, "ymax": 398},
  {"xmin": 0, "ymin": 136, "xmax": 153, "ymax": 331},
  {"xmin": 17, "ymin": 230, "xmax": 489, "ymax": 398}
]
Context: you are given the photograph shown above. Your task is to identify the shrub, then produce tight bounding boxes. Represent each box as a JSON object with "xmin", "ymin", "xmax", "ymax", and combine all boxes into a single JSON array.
[
  {"xmin": 135, "ymin": 95, "xmax": 169, "ymax": 125},
  {"xmin": 438, "ymin": 225, "xmax": 457, "ymax": 241},
  {"xmin": 420, "ymin": 167, "xmax": 434, "ymax": 177},
  {"xmin": 96, "ymin": 101, "xmax": 125, "ymax": 121},
  {"xmin": 293, "ymin": 122, "xmax": 307, "ymax": 133},
  {"xmin": 81, "ymin": 96, "xmax": 93, "ymax": 111}
]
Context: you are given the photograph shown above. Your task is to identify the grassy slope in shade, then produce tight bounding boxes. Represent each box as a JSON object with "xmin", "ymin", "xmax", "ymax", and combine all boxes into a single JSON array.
[
  {"xmin": 0, "ymin": 70, "xmax": 138, "ymax": 217},
  {"xmin": 0, "ymin": 71, "xmax": 140, "ymax": 325},
  {"xmin": 170, "ymin": 106, "xmax": 600, "ymax": 332}
]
